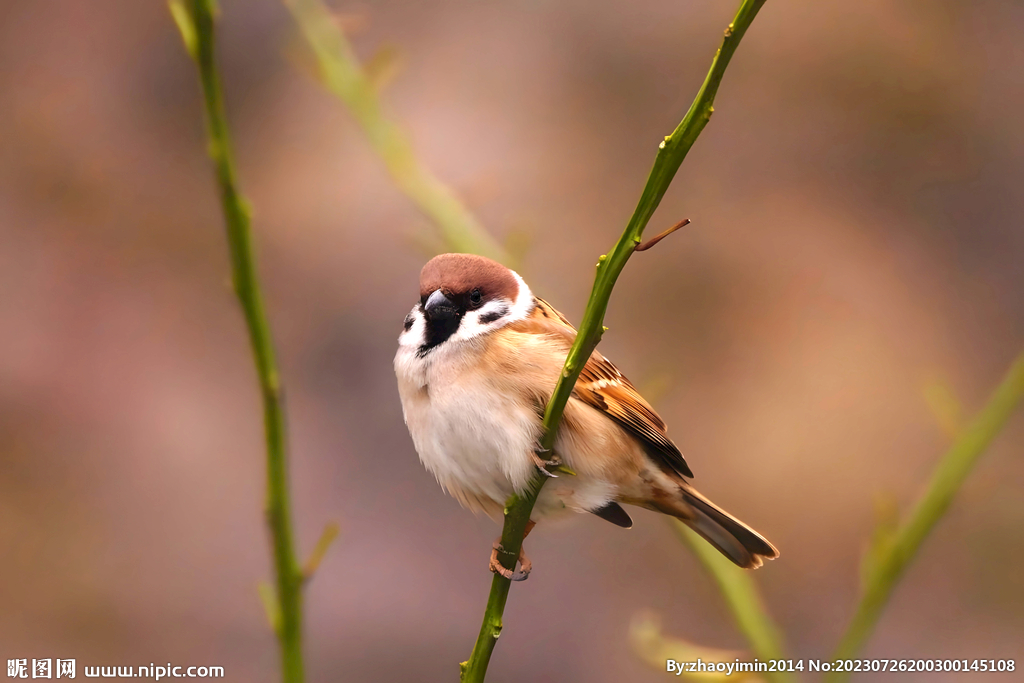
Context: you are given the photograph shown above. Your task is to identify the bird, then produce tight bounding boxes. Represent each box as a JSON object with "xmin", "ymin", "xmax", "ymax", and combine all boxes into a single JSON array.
[{"xmin": 394, "ymin": 252, "xmax": 778, "ymax": 580}]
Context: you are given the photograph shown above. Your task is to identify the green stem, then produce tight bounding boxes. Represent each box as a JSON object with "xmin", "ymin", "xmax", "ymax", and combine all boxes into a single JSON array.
[
  {"xmin": 284, "ymin": 0, "xmax": 510, "ymax": 265},
  {"xmin": 172, "ymin": 2, "xmax": 304, "ymax": 681},
  {"xmin": 672, "ymin": 522, "xmax": 794, "ymax": 683},
  {"xmin": 460, "ymin": 1, "xmax": 768, "ymax": 681},
  {"xmin": 827, "ymin": 351, "xmax": 1024, "ymax": 682}
]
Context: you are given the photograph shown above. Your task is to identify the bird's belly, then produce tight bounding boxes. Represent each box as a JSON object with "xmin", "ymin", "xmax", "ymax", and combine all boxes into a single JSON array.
[
  {"xmin": 403, "ymin": 377, "xmax": 540, "ymax": 511},
  {"xmin": 401, "ymin": 379, "xmax": 617, "ymax": 521}
]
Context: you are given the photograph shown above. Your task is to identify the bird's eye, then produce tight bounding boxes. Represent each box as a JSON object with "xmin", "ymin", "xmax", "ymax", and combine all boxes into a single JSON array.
[{"xmin": 469, "ymin": 289, "xmax": 482, "ymax": 305}]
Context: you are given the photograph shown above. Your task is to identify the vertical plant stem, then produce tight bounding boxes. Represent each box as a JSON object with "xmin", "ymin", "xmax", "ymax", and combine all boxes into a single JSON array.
[
  {"xmin": 284, "ymin": 0, "xmax": 510, "ymax": 265},
  {"xmin": 460, "ymin": 492, "xmax": 535, "ymax": 680},
  {"xmin": 827, "ymin": 351, "xmax": 1024, "ymax": 681},
  {"xmin": 171, "ymin": 2, "xmax": 304, "ymax": 682},
  {"xmin": 460, "ymin": 1, "xmax": 768, "ymax": 681},
  {"xmin": 672, "ymin": 522, "xmax": 794, "ymax": 683}
]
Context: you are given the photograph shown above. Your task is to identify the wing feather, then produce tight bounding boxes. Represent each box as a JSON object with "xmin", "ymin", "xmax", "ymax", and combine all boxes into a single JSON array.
[{"xmin": 528, "ymin": 298, "xmax": 693, "ymax": 479}]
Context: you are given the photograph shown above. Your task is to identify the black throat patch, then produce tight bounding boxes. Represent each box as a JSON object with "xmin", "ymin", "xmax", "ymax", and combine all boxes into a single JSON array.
[{"xmin": 417, "ymin": 311, "xmax": 461, "ymax": 357}]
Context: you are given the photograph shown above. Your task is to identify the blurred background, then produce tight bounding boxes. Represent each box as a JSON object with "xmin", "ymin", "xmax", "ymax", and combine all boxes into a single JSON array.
[{"xmin": 1, "ymin": 0, "xmax": 1022, "ymax": 680}]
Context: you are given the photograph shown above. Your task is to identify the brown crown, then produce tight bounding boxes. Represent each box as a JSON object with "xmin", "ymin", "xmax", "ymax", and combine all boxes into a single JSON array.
[{"xmin": 419, "ymin": 253, "xmax": 518, "ymax": 303}]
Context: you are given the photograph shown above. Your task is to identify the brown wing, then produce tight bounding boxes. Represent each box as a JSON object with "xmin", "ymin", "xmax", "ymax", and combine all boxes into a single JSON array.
[{"xmin": 531, "ymin": 298, "xmax": 694, "ymax": 479}]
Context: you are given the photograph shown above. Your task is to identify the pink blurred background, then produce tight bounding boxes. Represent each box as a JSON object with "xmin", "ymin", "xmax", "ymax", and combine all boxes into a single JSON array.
[{"xmin": 1, "ymin": 0, "xmax": 1022, "ymax": 681}]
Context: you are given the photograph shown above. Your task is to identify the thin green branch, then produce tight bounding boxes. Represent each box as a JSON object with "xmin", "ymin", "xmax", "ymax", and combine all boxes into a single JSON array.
[
  {"xmin": 827, "ymin": 351, "xmax": 1024, "ymax": 681},
  {"xmin": 171, "ymin": 2, "xmax": 305, "ymax": 682},
  {"xmin": 672, "ymin": 522, "xmax": 794, "ymax": 683},
  {"xmin": 283, "ymin": 0, "xmax": 510, "ymax": 265},
  {"xmin": 460, "ymin": 1, "xmax": 768, "ymax": 680}
]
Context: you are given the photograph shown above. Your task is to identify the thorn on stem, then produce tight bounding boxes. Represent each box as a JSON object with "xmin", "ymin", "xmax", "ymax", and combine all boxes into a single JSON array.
[{"xmin": 634, "ymin": 218, "xmax": 691, "ymax": 252}]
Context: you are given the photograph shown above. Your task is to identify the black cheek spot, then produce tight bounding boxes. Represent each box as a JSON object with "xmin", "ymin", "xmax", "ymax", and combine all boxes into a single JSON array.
[
  {"xmin": 479, "ymin": 304, "xmax": 509, "ymax": 324},
  {"xmin": 403, "ymin": 314, "xmax": 415, "ymax": 331}
]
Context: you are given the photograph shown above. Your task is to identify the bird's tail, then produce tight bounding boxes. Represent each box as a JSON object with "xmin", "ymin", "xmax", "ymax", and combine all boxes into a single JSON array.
[{"xmin": 659, "ymin": 485, "xmax": 779, "ymax": 569}]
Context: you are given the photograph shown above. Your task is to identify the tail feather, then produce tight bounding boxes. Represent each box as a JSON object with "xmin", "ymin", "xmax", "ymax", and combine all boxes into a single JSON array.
[{"xmin": 671, "ymin": 486, "xmax": 779, "ymax": 569}]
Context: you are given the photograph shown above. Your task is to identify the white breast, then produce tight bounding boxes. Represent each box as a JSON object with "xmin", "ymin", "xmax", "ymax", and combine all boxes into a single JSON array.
[{"xmin": 395, "ymin": 336, "xmax": 540, "ymax": 513}]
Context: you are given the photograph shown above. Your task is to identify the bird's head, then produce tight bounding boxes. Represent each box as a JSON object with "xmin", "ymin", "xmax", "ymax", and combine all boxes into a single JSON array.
[{"xmin": 401, "ymin": 253, "xmax": 533, "ymax": 356}]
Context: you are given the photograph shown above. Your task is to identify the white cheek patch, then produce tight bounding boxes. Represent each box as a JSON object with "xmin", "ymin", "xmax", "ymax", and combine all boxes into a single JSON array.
[
  {"xmin": 451, "ymin": 300, "xmax": 510, "ymax": 344},
  {"xmin": 476, "ymin": 299, "xmax": 512, "ymax": 325},
  {"xmin": 398, "ymin": 306, "xmax": 426, "ymax": 349}
]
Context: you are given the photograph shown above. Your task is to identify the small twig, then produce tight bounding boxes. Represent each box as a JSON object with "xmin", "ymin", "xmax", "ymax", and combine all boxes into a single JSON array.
[
  {"xmin": 303, "ymin": 522, "xmax": 340, "ymax": 581},
  {"xmin": 634, "ymin": 218, "xmax": 691, "ymax": 252},
  {"xmin": 257, "ymin": 581, "xmax": 283, "ymax": 635},
  {"xmin": 460, "ymin": 1, "xmax": 769, "ymax": 681}
]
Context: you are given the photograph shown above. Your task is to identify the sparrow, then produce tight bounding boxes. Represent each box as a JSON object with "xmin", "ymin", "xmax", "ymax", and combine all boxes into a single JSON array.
[{"xmin": 394, "ymin": 253, "xmax": 778, "ymax": 580}]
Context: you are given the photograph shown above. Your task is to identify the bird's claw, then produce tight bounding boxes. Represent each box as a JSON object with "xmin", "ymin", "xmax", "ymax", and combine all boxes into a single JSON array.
[
  {"xmin": 531, "ymin": 448, "xmax": 564, "ymax": 478},
  {"xmin": 489, "ymin": 541, "xmax": 532, "ymax": 581}
]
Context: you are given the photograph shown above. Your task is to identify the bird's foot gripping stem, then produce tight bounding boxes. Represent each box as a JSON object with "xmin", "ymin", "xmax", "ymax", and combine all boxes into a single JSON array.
[
  {"xmin": 489, "ymin": 540, "xmax": 532, "ymax": 581},
  {"xmin": 531, "ymin": 448, "xmax": 575, "ymax": 478}
]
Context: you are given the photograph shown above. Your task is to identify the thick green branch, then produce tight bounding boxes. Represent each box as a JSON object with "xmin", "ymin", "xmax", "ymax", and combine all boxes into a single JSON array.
[
  {"xmin": 171, "ymin": 2, "xmax": 304, "ymax": 682},
  {"xmin": 460, "ymin": 1, "xmax": 768, "ymax": 681},
  {"xmin": 827, "ymin": 351, "xmax": 1024, "ymax": 681},
  {"xmin": 284, "ymin": 0, "xmax": 510, "ymax": 265}
]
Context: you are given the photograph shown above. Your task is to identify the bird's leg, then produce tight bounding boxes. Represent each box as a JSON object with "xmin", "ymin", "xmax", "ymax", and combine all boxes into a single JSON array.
[{"xmin": 489, "ymin": 520, "xmax": 536, "ymax": 581}]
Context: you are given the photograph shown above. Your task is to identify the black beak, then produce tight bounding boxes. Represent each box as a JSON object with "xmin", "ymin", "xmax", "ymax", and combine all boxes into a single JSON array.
[{"xmin": 424, "ymin": 289, "xmax": 458, "ymax": 321}]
